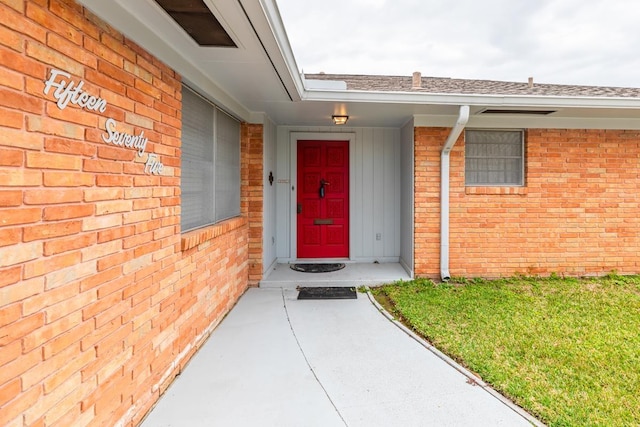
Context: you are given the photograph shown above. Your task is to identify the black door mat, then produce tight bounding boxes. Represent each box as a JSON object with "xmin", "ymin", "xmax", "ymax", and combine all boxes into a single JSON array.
[
  {"xmin": 297, "ymin": 287, "xmax": 357, "ymax": 300},
  {"xmin": 290, "ymin": 263, "xmax": 346, "ymax": 273}
]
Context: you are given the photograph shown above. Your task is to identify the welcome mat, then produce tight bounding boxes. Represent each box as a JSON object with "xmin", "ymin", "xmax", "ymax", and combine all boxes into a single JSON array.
[
  {"xmin": 297, "ymin": 286, "xmax": 357, "ymax": 300},
  {"xmin": 290, "ymin": 263, "xmax": 345, "ymax": 273}
]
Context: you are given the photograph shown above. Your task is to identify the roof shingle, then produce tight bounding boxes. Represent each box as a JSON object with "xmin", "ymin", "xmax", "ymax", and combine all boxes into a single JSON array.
[{"xmin": 304, "ymin": 73, "xmax": 640, "ymax": 98}]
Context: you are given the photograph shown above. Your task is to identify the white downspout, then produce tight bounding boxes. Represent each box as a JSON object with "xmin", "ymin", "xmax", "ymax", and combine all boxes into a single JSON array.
[{"xmin": 440, "ymin": 105, "xmax": 470, "ymax": 281}]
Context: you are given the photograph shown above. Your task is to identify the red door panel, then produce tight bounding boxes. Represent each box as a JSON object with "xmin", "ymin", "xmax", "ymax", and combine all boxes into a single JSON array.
[{"xmin": 297, "ymin": 140, "xmax": 349, "ymax": 258}]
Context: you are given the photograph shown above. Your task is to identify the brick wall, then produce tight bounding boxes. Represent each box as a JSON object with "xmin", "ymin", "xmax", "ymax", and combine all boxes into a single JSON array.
[
  {"xmin": 241, "ymin": 123, "xmax": 264, "ymax": 286},
  {"xmin": 415, "ymin": 127, "xmax": 640, "ymax": 279},
  {"xmin": 0, "ymin": 1, "xmax": 250, "ymax": 426},
  {"xmin": 413, "ymin": 127, "xmax": 445, "ymax": 277}
]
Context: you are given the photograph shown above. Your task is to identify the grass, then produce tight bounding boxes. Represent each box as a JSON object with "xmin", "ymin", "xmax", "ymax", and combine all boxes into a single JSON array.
[{"xmin": 373, "ymin": 274, "xmax": 640, "ymax": 427}]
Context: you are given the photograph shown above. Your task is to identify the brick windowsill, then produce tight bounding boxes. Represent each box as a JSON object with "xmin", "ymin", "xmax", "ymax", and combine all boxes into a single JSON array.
[
  {"xmin": 181, "ymin": 216, "xmax": 248, "ymax": 251},
  {"xmin": 465, "ymin": 186, "xmax": 528, "ymax": 196}
]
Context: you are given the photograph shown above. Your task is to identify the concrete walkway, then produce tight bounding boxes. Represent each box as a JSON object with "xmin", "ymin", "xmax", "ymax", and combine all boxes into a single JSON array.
[{"xmin": 141, "ymin": 288, "xmax": 540, "ymax": 426}]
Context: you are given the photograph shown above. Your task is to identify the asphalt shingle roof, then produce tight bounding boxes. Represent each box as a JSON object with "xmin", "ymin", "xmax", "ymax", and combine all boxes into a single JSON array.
[{"xmin": 304, "ymin": 73, "xmax": 640, "ymax": 98}]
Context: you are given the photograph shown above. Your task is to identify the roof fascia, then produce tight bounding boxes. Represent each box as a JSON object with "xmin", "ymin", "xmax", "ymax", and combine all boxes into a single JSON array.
[
  {"xmin": 252, "ymin": 0, "xmax": 305, "ymax": 101},
  {"xmin": 303, "ymin": 89, "xmax": 640, "ymax": 110},
  {"xmin": 415, "ymin": 114, "xmax": 640, "ymax": 130}
]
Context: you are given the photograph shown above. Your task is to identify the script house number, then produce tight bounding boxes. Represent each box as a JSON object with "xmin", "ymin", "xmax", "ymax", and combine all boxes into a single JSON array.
[{"xmin": 43, "ymin": 69, "xmax": 165, "ymax": 175}]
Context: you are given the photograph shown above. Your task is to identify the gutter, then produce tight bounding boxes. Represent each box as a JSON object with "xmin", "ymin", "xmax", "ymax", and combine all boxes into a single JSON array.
[
  {"xmin": 440, "ymin": 105, "xmax": 470, "ymax": 281},
  {"xmin": 302, "ymin": 88, "xmax": 640, "ymax": 109}
]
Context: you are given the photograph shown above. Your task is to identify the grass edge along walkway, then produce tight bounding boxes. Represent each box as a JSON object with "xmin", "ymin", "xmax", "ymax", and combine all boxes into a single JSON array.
[{"xmin": 372, "ymin": 274, "xmax": 640, "ymax": 427}]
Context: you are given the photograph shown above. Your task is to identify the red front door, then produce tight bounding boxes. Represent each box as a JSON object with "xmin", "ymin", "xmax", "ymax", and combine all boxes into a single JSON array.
[{"xmin": 297, "ymin": 140, "xmax": 349, "ymax": 258}]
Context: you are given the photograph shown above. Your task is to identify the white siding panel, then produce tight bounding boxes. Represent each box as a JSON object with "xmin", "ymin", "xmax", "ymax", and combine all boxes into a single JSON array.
[
  {"xmin": 400, "ymin": 119, "xmax": 415, "ymax": 276},
  {"xmin": 361, "ymin": 128, "xmax": 375, "ymax": 258},
  {"xmin": 352, "ymin": 131, "xmax": 364, "ymax": 258},
  {"xmin": 262, "ymin": 117, "xmax": 278, "ymax": 272},
  {"xmin": 372, "ymin": 129, "xmax": 384, "ymax": 256},
  {"xmin": 384, "ymin": 128, "xmax": 401, "ymax": 258},
  {"xmin": 275, "ymin": 126, "xmax": 291, "ymax": 259}
]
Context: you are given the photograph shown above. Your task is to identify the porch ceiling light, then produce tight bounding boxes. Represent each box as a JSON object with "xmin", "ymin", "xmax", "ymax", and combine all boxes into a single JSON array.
[{"xmin": 332, "ymin": 115, "xmax": 349, "ymax": 125}]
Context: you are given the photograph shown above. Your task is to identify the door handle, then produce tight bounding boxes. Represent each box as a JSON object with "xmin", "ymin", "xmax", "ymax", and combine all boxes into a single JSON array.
[
  {"xmin": 319, "ymin": 179, "xmax": 329, "ymax": 198},
  {"xmin": 297, "ymin": 203, "xmax": 302, "ymax": 214}
]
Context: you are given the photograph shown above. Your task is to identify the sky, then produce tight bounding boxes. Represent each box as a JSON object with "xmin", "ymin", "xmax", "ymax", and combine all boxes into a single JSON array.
[{"xmin": 276, "ymin": 0, "xmax": 640, "ymax": 88}]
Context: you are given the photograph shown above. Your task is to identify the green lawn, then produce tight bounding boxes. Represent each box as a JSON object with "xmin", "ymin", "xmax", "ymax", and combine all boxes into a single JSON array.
[{"xmin": 373, "ymin": 274, "xmax": 640, "ymax": 427}]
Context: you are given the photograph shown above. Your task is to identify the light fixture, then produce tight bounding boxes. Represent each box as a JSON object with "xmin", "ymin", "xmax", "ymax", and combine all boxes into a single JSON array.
[{"xmin": 331, "ymin": 115, "xmax": 349, "ymax": 125}]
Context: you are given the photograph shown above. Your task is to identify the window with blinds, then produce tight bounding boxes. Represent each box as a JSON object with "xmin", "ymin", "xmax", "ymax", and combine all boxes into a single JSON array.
[
  {"xmin": 215, "ymin": 109, "xmax": 240, "ymax": 222},
  {"xmin": 181, "ymin": 86, "xmax": 240, "ymax": 231},
  {"xmin": 465, "ymin": 130, "xmax": 524, "ymax": 186}
]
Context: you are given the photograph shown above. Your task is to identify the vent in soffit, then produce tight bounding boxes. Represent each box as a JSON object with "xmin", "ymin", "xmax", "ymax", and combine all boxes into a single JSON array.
[
  {"xmin": 154, "ymin": 0, "xmax": 237, "ymax": 47},
  {"xmin": 480, "ymin": 109, "xmax": 556, "ymax": 115}
]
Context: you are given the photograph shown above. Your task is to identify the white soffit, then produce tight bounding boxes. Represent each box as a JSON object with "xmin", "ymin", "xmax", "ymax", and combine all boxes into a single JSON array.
[
  {"xmin": 77, "ymin": 0, "xmax": 640, "ymax": 128},
  {"xmin": 76, "ymin": 0, "xmax": 297, "ymax": 122}
]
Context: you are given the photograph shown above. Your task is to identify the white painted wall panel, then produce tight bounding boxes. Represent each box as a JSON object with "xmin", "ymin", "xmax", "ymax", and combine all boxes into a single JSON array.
[
  {"xmin": 372, "ymin": 129, "xmax": 384, "ymax": 257},
  {"xmin": 275, "ymin": 126, "xmax": 291, "ymax": 259},
  {"xmin": 360, "ymin": 128, "xmax": 375, "ymax": 258},
  {"xmin": 275, "ymin": 126, "xmax": 401, "ymax": 262},
  {"xmin": 385, "ymin": 128, "xmax": 401, "ymax": 258},
  {"xmin": 400, "ymin": 119, "xmax": 415, "ymax": 276},
  {"xmin": 262, "ymin": 117, "xmax": 278, "ymax": 273}
]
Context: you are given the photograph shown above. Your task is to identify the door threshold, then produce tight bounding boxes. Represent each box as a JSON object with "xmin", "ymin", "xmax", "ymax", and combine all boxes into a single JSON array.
[{"xmin": 291, "ymin": 258, "xmax": 352, "ymax": 264}]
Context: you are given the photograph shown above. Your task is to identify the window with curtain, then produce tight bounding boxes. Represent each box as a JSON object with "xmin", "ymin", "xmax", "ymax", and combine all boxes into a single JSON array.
[
  {"xmin": 181, "ymin": 85, "xmax": 240, "ymax": 231},
  {"xmin": 465, "ymin": 130, "xmax": 524, "ymax": 186}
]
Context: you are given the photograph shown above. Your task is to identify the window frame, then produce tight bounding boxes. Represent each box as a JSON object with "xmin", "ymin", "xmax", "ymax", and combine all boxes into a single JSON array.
[{"xmin": 464, "ymin": 129, "xmax": 525, "ymax": 187}]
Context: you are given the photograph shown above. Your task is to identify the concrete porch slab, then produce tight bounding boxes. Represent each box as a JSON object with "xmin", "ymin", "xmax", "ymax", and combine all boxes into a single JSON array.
[{"xmin": 260, "ymin": 262, "xmax": 412, "ymax": 288}]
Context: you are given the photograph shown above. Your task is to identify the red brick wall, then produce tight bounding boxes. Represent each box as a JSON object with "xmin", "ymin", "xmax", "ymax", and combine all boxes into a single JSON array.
[
  {"xmin": 0, "ymin": 1, "xmax": 250, "ymax": 426},
  {"xmin": 415, "ymin": 127, "xmax": 640, "ymax": 279},
  {"xmin": 414, "ymin": 127, "xmax": 446, "ymax": 277},
  {"xmin": 241, "ymin": 123, "xmax": 264, "ymax": 286}
]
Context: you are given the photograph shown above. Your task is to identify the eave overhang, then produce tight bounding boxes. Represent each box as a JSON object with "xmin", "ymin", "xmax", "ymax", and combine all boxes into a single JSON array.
[{"xmin": 75, "ymin": 0, "xmax": 640, "ymax": 129}]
